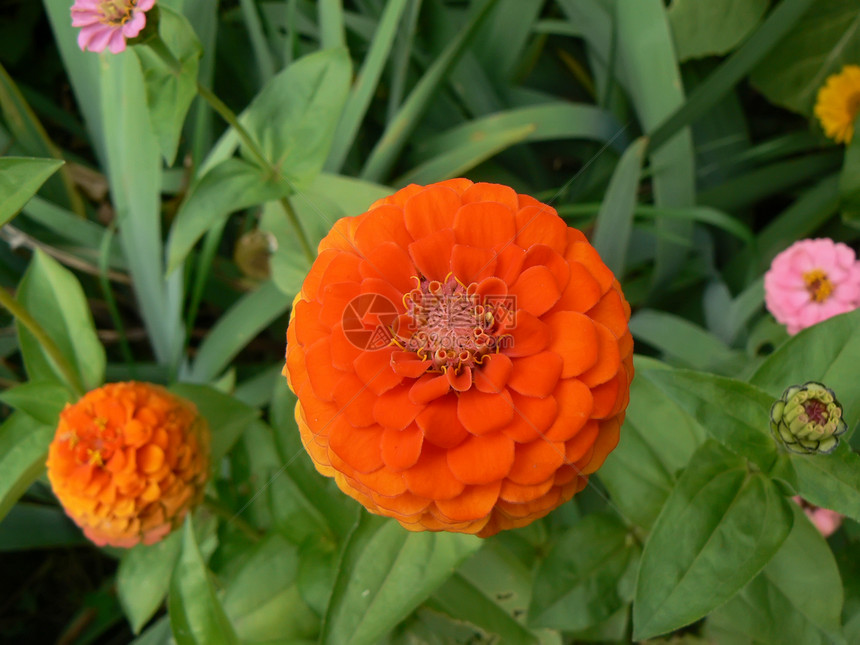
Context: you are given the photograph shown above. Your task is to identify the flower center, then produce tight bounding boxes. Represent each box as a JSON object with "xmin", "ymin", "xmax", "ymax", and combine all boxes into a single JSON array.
[
  {"xmin": 802, "ymin": 399, "xmax": 829, "ymax": 425},
  {"xmin": 803, "ymin": 268, "xmax": 833, "ymax": 303},
  {"xmin": 402, "ymin": 276, "xmax": 510, "ymax": 373},
  {"xmin": 99, "ymin": 0, "xmax": 136, "ymax": 25}
]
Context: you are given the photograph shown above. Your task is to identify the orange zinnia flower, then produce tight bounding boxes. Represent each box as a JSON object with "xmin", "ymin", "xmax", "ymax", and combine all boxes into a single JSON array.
[
  {"xmin": 284, "ymin": 179, "xmax": 633, "ymax": 537},
  {"xmin": 47, "ymin": 382, "xmax": 210, "ymax": 548}
]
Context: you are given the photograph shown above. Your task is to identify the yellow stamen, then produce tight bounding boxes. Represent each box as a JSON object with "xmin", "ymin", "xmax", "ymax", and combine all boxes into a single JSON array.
[{"xmin": 803, "ymin": 269, "xmax": 833, "ymax": 303}]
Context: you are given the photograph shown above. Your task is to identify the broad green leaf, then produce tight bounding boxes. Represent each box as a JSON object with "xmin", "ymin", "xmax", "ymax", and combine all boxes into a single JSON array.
[
  {"xmin": 668, "ymin": 0, "xmax": 768, "ymax": 61},
  {"xmin": 133, "ymin": 6, "xmax": 202, "ymax": 166},
  {"xmin": 790, "ymin": 443, "xmax": 860, "ymax": 524},
  {"xmin": 0, "ymin": 380, "xmax": 73, "ymax": 426},
  {"xmin": 223, "ymin": 534, "xmax": 319, "ymax": 642},
  {"xmin": 129, "ymin": 616, "xmax": 172, "ymax": 645},
  {"xmin": 633, "ymin": 441, "xmax": 793, "ymax": 640},
  {"xmin": 0, "ymin": 157, "xmax": 64, "ymax": 226},
  {"xmin": 750, "ymin": 307, "xmax": 860, "ymax": 429},
  {"xmin": 169, "ymin": 383, "xmax": 259, "ymax": 466},
  {"xmin": 751, "ymin": 0, "xmax": 860, "ymax": 115},
  {"xmin": 592, "ymin": 137, "xmax": 647, "ymax": 277},
  {"xmin": 166, "ymin": 158, "xmax": 293, "ymax": 275},
  {"xmin": 430, "ymin": 574, "xmax": 539, "ymax": 645},
  {"xmin": 709, "ymin": 503, "xmax": 845, "ymax": 645},
  {"xmin": 169, "ymin": 519, "xmax": 240, "ymax": 645},
  {"xmin": 529, "ymin": 514, "xmax": 638, "ymax": 632},
  {"xmin": 616, "ymin": 0, "xmax": 696, "ymax": 288},
  {"xmin": 599, "ymin": 360, "xmax": 707, "ymax": 530},
  {"xmin": 0, "ymin": 412, "xmax": 53, "ymax": 522},
  {"xmin": 0, "ymin": 503, "xmax": 86, "ymax": 551},
  {"xmin": 187, "ymin": 280, "xmax": 290, "ymax": 383},
  {"xmin": 268, "ymin": 470, "xmax": 335, "ymax": 545},
  {"xmin": 241, "ymin": 47, "xmax": 351, "ymax": 189},
  {"xmin": 296, "ymin": 536, "xmax": 339, "ymax": 617},
  {"xmin": 321, "ymin": 514, "xmax": 481, "ymax": 645},
  {"xmin": 118, "ymin": 530, "xmax": 183, "ymax": 634},
  {"xmin": 641, "ymin": 368, "xmax": 778, "ymax": 471},
  {"xmin": 16, "ymin": 249, "xmax": 105, "ymax": 392}
]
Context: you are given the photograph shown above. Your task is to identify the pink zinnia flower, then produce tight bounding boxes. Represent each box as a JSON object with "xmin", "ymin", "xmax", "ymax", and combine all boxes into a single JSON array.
[
  {"xmin": 793, "ymin": 497, "xmax": 843, "ymax": 537},
  {"xmin": 71, "ymin": 0, "xmax": 156, "ymax": 54},
  {"xmin": 764, "ymin": 238, "xmax": 860, "ymax": 335}
]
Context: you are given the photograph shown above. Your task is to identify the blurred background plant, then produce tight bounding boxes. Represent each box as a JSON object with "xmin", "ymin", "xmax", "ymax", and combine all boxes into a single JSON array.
[{"xmin": 2, "ymin": 0, "xmax": 860, "ymax": 643}]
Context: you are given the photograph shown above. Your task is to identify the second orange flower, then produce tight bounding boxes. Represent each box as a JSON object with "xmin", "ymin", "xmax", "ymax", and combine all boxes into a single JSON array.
[{"xmin": 285, "ymin": 179, "xmax": 633, "ymax": 537}]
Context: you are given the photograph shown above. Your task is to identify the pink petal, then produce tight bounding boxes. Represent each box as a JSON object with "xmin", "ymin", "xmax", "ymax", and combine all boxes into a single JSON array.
[
  {"xmin": 123, "ymin": 11, "xmax": 146, "ymax": 38},
  {"xmin": 108, "ymin": 30, "xmax": 128, "ymax": 54},
  {"xmin": 138, "ymin": 0, "xmax": 157, "ymax": 11}
]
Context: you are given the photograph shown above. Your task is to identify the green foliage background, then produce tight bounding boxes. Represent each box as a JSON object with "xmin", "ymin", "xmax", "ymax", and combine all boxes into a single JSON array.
[{"xmin": 1, "ymin": 0, "xmax": 860, "ymax": 643}]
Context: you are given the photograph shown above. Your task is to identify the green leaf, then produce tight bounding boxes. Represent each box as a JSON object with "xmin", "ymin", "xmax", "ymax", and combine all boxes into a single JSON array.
[
  {"xmin": 0, "ymin": 380, "xmax": 73, "ymax": 426},
  {"xmin": 16, "ymin": 249, "xmax": 106, "ymax": 391},
  {"xmin": 223, "ymin": 534, "xmax": 319, "ymax": 642},
  {"xmin": 668, "ymin": 0, "xmax": 768, "ymax": 61},
  {"xmin": 187, "ymin": 280, "xmax": 290, "ymax": 383},
  {"xmin": 616, "ymin": 0, "xmax": 696, "ymax": 288},
  {"xmin": 429, "ymin": 574, "xmax": 539, "ymax": 645},
  {"xmin": 750, "ymin": 307, "xmax": 860, "ymax": 429},
  {"xmin": 789, "ymin": 443, "xmax": 860, "ymax": 524},
  {"xmin": 839, "ymin": 117, "xmax": 860, "ymax": 224},
  {"xmin": 0, "ymin": 412, "xmax": 53, "ymax": 523},
  {"xmin": 709, "ymin": 503, "xmax": 845, "ymax": 645},
  {"xmin": 529, "ymin": 514, "xmax": 638, "ymax": 632},
  {"xmin": 166, "ymin": 158, "xmax": 293, "ymax": 275},
  {"xmin": 133, "ymin": 6, "xmax": 202, "ymax": 166},
  {"xmin": 592, "ymin": 137, "xmax": 647, "ymax": 277},
  {"xmin": 321, "ymin": 514, "xmax": 481, "ymax": 645},
  {"xmin": 241, "ymin": 47, "xmax": 351, "ymax": 189},
  {"xmin": 633, "ymin": 440, "xmax": 794, "ymax": 640},
  {"xmin": 118, "ymin": 530, "xmax": 183, "ymax": 634},
  {"xmin": 641, "ymin": 368, "xmax": 778, "ymax": 471},
  {"xmin": 0, "ymin": 157, "xmax": 64, "ymax": 226},
  {"xmin": 169, "ymin": 384, "xmax": 259, "ymax": 466},
  {"xmin": 169, "ymin": 519, "xmax": 240, "ymax": 645},
  {"xmin": 751, "ymin": 0, "xmax": 860, "ymax": 115}
]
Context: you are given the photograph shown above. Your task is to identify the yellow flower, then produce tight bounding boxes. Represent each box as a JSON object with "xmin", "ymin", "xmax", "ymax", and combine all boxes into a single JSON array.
[{"xmin": 814, "ymin": 64, "xmax": 860, "ymax": 144}]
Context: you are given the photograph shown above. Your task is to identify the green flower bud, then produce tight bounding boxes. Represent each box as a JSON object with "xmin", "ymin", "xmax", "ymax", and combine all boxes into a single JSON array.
[{"xmin": 770, "ymin": 382, "xmax": 847, "ymax": 455}]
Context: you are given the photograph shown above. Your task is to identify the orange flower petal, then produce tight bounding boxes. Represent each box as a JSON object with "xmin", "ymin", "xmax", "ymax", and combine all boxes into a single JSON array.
[
  {"xmin": 503, "ymin": 311, "xmax": 550, "ymax": 358},
  {"xmin": 451, "ymin": 244, "xmax": 497, "ymax": 284},
  {"xmin": 509, "ymin": 265, "xmax": 562, "ymax": 316},
  {"xmin": 434, "ymin": 481, "xmax": 502, "ymax": 522},
  {"xmin": 457, "ymin": 387, "xmax": 514, "ymax": 435},
  {"xmin": 391, "ymin": 351, "xmax": 433, "ymax": 378},
  {"xmin": 565, "ymin": 420, "xmax": 599, "ymax": 463},
  {"xmin": 544, "ymin": 378, "xmax": 593, "ymax": 442},
  {"xmin": 474, "ymin": 353, "xmax": 513, "ymax": 394},
  {"xmin": 304, "ymin": 339, "xmax": 342, "ymax": 401},
  {"xmin": 566, "ymin": 242, "xmax": 615, "ymax": 294},
  {"xmin": 416, "ymin": 394, "xmax": 469, "ymax": 449},
  {"xmin": 545, "ymin": 311, "xmax": 599, "ymax": 378},
  {"xmin": 549, "ymin": 260, "xmax": 602, "ymax": 314},
  {"xmin": 403, "ymin": 185, "xmax": 461, "ymax": 239},
  {"xmin": 353, "ymin": 347, "xmax": 402, "ymax": 395},
  {"xmin": 408, "ymin": 229, "xmax": 456, "ymax": 282},
  {"xmin": 138, "ymin": 444, "xmax": 164, "ymax": 474},
  {"xmin": 360, "ymin": 242, "xmax": 416, "ymax": 295},
  {"xmin": 403, "ymin": 445, "xmax": 465, "ymax": 500},
  {"xmin": 318, "ymin": 282, "xmax": 362, "ymax": 328},
  {"xmin": 521, "ymin": 245, "xmax": 570, "ymax": 290},
  {"xmin": 447, "ymin": 432, "xmax": 515, "ymax": 485},
  {"xmin": 409, "ymin": 372, "xmax": 451, "ymax": 404},
  {"xmin": 507, "ymin": 351, "xmax": 563, "ymax": 398},
  {"xmin": 494, "ymin": 244, "xmax": 526, "ymax": 285},
  {"xmin": 502, "ymin": 392, "xmax": 558, "ymax": 443},
  {"xmin": 461, "ymin": 182, "xmax": 519, "ymax": 211},
  {"xmin": 373, "ymin": 384, "xmax": 425, "ymax": 430},
  {"xmin": 507, "ymin": 439, "xmax": 566, "ymax": 485},
  {"xmin": 354, "ymin": 204, "xmax": 413, "ymax": 253},
  {"xmin": 579, "ymin": 322, "xmax": 621, "ymax": 387},
  {"xmin": 586, "ymin": 289, "xmax": 629, "ymax": 340},
  {"xmin": 499, "ymin": 477, "xmax": 555, "ymax": 503},
  {"xmin": 581, "ymin": 417, "xmax": 621, "ymax": 475},
  {"xmin": 454, "ymin": 202, "xmax": 517, "ymax": 249},
  {"xmin": 381, "ymin": 424, "xmax": 424, "ymax": 471},
  {"xmin": 515, "ymin": 205, "xmax": 567, "ymax": 254},
  {"xmin": 447, "ymin": 367, "xmax": 473, "ymax": 392},
  {"xmin": 590, "ymin": 373, "xmax": 623, "ymax": 419},
  {"xmin": 293, "ymin": 300, "xmax": 328, "ymax": 346},
  {"xmin": 329, "ymin": 418, "xmax": 384, "ymax": 474}
]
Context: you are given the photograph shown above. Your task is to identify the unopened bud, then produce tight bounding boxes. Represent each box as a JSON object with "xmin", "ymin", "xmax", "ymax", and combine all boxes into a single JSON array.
[{"xmin": 770, "ymin": 382, "xmax": 847, "ymax": 455}]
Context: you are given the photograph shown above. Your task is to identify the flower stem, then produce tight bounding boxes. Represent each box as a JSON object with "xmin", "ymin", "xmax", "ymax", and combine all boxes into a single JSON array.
[
  {"xmin": 0, "ymin": 286, "xmax": 85, "ymax": 397},
  {"xmin": 143, "ymin": 38, "xmax": 315, "ymax": 265}
]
